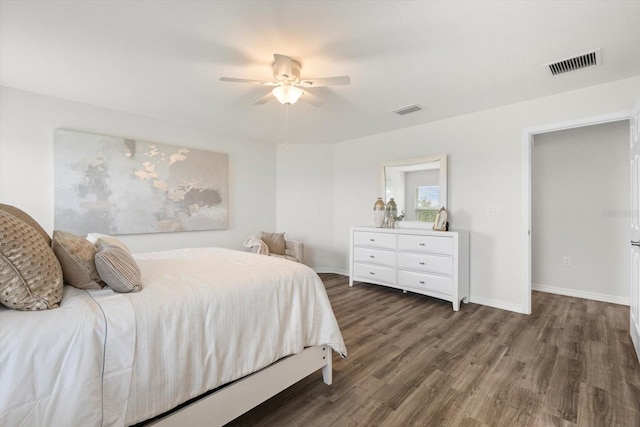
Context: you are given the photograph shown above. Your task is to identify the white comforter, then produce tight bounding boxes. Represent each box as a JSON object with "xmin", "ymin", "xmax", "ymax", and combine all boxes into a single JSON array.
[
  {"xmin": 0, "ymin": 247, "xmax": 346, "ymax": 427},
  {"xmin": 124, "ymin": 248, "xmax": 346, "ymax": 425},
  {"xmin": 0, "ymin": 286, "xmax": 136, "ymax": 426}
]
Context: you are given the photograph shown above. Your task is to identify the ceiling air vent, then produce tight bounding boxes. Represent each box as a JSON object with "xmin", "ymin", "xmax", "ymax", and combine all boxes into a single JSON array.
[
  {"xmin": 546, "ymin": 49, "xmax": 601, "ymax": 76},
  {"xmin": 392, "ymin": 104, "xmax": 422, "ymax": 116}
]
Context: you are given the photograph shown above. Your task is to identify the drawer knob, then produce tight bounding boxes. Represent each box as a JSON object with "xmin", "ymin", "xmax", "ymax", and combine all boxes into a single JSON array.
[
  {"xmin": 419, "ymin": 262, "xmax": 425, "ymax": 265},
  {"xmin": 419, "ymin": 280, "xmax": 425, "ymax": 284},
  {"xmin": 419, "ymin": 243, "xmax": 426, "ymax": 246},
  {"xmin": 370, "ymin": 255, "xmax": 376, "ymax": 258},
  {"xmin": 370, "ymin": 238, "xmax": 376, "ymax": 242},
  {"xmin": 370, "ymin": 272, "xmax": 375, "ymax": 275}
]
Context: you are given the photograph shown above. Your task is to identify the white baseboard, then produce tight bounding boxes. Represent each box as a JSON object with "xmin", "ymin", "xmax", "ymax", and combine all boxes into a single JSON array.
[
  {"xmin": 311, "ymin": 273, "xmax": 630, "ymax": 311},
  {"xmin": 632, "ymin": 315, "xmax": 640, "ymax": 365},
  {"xmin": 532, "ymin": 283, "xmax": 629, "ymax": 306},
  {"xmin": 468, "ymin": 295, "xmax": 527, "ymax": 314},
  {"xmin": 313, "ymin": 269, "xmax": 529, "ymax": 314}
]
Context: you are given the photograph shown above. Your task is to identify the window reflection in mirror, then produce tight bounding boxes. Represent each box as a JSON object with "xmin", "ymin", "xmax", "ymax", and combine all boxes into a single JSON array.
[
  {"xmin": 415, "ymin": 185, "xmax": 440, "ymax": 222},
  {"xmin": 381, "ymin": 154, "xmax": 447, "ymax": 225}
]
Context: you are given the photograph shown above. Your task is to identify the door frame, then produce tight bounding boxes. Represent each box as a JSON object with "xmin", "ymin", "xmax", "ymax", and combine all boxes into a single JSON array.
[{"xmin": 521, "ymin": 111, "xmax": 631, "ymax": 314}]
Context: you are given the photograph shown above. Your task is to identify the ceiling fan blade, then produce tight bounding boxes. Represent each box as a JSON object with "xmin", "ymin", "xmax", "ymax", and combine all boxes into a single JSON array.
[
  {"xmin": 300, "ymin": 89, "xmax": 323, "ymax": 107},
  {"xmin": 220, "ymin": 77, "xmax": 277, "ymax": 86},
  {"xmin": 298, "ymin": 76, "xmax": 351, "ymax": 87},
  {"xmin": 253, "ymin": 92, "xmax": 274, "ymax": 105},
  {"xmin": 273, "ymin": 54, "xmax": 293, "ymax": 80}
]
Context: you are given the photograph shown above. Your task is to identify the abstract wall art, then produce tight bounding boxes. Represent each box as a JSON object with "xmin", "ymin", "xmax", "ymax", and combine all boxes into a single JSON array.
[{"xmin": 54, "ymin": 129, "xmax": 228, "ymax": 235}]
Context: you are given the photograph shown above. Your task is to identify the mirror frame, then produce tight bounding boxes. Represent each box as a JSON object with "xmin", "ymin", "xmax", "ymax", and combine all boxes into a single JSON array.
[{"xmin": 380, "ymin": 154, "xmax": 448, "ymax": 229}]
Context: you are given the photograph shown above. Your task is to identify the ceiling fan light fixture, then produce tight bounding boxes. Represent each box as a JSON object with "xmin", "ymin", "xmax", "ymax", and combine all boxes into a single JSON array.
[
  {"xmin": 272, "ymin": 85, "xmax": 303, "ymax": 105},
  {"xmin": 220, "ymin": 54, "xmax": 350, "ymax": 107}
]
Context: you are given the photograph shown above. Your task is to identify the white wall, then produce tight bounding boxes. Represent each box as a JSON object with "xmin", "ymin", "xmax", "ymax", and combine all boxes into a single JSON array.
[
  {"xmin": 277, "ymin": 76, "xmax": 640, "ymax": 312},
  {"xmin": 532, "ymin": 121, "xmax": 629, "ymax": 303},
  {"xmin": 0, "ymin": 86, "xmax": 277, "ymax": 253},
  {"xmin": 275, "ymin": 143, "xmax": 334, "ymax": 268}
]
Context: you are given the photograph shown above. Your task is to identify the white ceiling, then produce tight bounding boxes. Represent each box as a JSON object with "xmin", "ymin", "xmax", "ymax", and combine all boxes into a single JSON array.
[{"xmin": 1, "ymin": 1, "xmax": 639, "ymax": 144}]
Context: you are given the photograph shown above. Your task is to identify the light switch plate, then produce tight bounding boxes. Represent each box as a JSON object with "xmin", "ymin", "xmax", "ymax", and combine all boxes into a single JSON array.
[{"xmin": 486, "ymin": 205, "xmax": 503, "ymax": 216}]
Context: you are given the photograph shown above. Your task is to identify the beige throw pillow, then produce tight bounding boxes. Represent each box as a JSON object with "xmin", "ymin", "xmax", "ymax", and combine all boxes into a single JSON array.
[
  {"xmin": 0, "ymin": 203, "xmax": 51, "ymax": 245},
  {"xmin": 0, "ymin": 210, "xmax": 63, "ymax": 310},
  {"xmin": 94, "ymin": 241, "xmax": 142, "ymax": 293},
  {"xmin": 86, "ymin": 233, "xmax": 132, "ymax": 254},
  {"xmin": 260, "ymin": 231, "xmax": 286, "ymax": 255},
  {"xmin": 52, "ymin": 230, "xmax": 104, "ymax": 290}
]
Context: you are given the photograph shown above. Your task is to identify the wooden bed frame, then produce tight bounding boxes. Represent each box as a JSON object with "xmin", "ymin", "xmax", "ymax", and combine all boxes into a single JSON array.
[{"xmin": 146, "ymin": 345, "xmax": 332, "ymax": 426}]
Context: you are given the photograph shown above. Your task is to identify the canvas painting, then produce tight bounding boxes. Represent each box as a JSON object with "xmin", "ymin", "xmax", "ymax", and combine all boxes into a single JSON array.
[{"xmin": 54, "ymin": 129, "xmax": 228, "ymax": 235}]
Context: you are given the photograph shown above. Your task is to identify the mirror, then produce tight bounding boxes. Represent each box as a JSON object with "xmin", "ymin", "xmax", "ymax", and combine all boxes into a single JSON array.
[{"xmin": 380, "ymin": 154, "xmax": 447, "ymax": 227}]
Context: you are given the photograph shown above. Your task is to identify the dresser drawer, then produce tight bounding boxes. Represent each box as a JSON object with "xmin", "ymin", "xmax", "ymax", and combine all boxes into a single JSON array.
[
  {"xmin": 353, "ymin": 247, "xmax": 396, "ymax": 267},
  {"xmin": 353, "ymin": 231, "xmax": 396, "ymax": 249},
  {"xmin": 353, "ymin": 263, "xmax": 396, "ymax": 285},
  {"xmin": 397, "ymin": 270, "xmax": 453, "ymax": 296},
  {"xmin": 397, "ymin": 234, "xmax": 453, "ymax": 255},
  {"xmin": 397, "ymin": 252, "xmax": 452, "ymax": 275}
]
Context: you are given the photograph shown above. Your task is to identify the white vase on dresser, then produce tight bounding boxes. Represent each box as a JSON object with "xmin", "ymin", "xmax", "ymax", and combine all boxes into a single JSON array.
[{"xmin": 349, "ymin": 226, "xmax": 470, "ymax": 311}]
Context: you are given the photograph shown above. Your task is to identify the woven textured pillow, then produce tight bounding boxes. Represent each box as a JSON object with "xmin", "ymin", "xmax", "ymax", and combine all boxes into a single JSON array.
[
  {"xmin": 94, "ymin": 241, "xmax": 142, "ymax": 293},
  {"xmin": 260, "ymin": 231, "xmax": 286, "ymax": 255},
  {"xmin": 52, "ymin": 230, "xmax": 103, "ymax": 290},
  {"xmin": 0, "ymin": 210, "xmax": 63, "ymax": 310},
  {"xmin": 0, "ymin": 203, "xmax": 51, "ymax": 245}
]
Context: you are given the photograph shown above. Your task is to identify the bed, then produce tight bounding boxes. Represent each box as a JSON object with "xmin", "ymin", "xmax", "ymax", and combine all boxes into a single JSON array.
[{"xmin": 0, "ymin": 207, "xmax": 346, "ymax": 427}]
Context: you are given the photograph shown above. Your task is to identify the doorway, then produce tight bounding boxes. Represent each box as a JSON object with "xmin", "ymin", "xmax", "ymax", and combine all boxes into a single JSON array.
[
  {"xmin": 531, "ymin": 121, "xmax": 629, "ymax": 304},
  {"xmin": 522, "ymin": 111, "xmax": 631, "ymax": 314}
]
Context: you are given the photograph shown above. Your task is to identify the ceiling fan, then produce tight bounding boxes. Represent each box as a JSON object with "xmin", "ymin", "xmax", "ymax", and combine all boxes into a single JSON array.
[{"xmin": 220, "ymin": 54, "xmax": 350, "ymax": 107}]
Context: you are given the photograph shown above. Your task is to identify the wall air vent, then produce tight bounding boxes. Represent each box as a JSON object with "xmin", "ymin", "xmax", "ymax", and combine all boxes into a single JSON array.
[
  {"xmin": 392, "ymin": 104, "xmax": 422, "ymax": 116},
  {"xmin": 546, "ymin": 49, "xmax": 601, "ymax": 76}
]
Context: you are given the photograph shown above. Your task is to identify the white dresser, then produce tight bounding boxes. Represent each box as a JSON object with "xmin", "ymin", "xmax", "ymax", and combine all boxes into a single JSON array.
[{"xmin": 349, "ymin": 226, "xmax": 470, "ymax": 311}]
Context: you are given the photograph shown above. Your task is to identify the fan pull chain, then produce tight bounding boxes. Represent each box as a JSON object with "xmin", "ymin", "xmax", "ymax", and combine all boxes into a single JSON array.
[{"xmin": 284, "ymin": 104, "xmax": 289, "ymax": 150}]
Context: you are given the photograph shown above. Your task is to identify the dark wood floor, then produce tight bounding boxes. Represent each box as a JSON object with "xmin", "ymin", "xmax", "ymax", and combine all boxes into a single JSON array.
[{"xmin": 228, "ymin": 274, "xmax": 640, "ymax": 426}]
